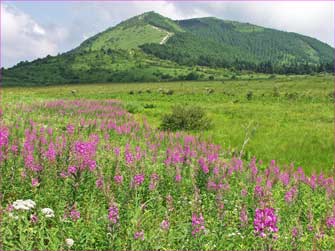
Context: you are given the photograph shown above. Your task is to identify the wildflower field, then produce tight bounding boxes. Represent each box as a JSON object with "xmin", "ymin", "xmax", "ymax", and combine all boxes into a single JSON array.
[{"xmin": 0, "ymin": 75, "xmax": 334, "ymax": 250}]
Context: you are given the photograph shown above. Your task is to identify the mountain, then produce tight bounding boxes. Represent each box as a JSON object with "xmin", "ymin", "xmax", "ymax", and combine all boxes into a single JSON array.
[{"xmin": 2, "ymin": 12, "xmax": 333, "ymax": 86}]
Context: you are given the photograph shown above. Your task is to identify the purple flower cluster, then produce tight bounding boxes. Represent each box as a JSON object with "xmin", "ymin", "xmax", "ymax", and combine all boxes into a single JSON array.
[
  {"xmin": 160, "ymin": 219, "xmax": 170, "ymax": 231},
  {"xmin": 0, "ymin": 127, "xmax": 9, "ymax": 148},
  {"xmin": 108, "ymin": 205, "xmax": 119, "ymax": 224},
  {"xmin": 74, "ymin": 138, "xmax": 98, "ymax": 171},
  {"xmin": 68, "ymin": 165, "xmax": 77, "ymax": 175},
  {"xmin": 132, "ymin": 174, "xmax": 145, "ymax": 187},
  {"xmin": 114, "ymin": 175, "xmax": 123, "ymax": 185},
  {"xmin": 254, "ymin": 208, "xmax": 278, "ymax": 238},
  {"xmin": 134, "ymin": 230, "xmax": 144, "ymax": 240},
  {"xmin": 191, "ymin": 213, "xmax": 205, "ymax": 236},
  {"xmin": 326, "ymin": 217, "xmax": 335, "ymax": 228},
  {"xmin": 149, "ymin": 173, "xmax": 159, "ymax": 190},
  {"xmin": 70, "ymin": 209, "xmax": 81, "ymax": 221},
  {"xmin": 96, "ymin": 176, "xmax": 104, "ymax": 189},
  {"xmin": 284, "ymin": 187, "xmax": 298, "ymax": 204},
  {"xmin": 44, "ymin": 142, "xmax": 56, "ymax": 162},
  {"xmin": 240, "ymin": 206, "xmax": 248, "ymax": 226}
]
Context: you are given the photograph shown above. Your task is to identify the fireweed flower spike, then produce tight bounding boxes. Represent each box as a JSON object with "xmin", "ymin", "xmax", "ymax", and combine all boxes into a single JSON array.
[
  {"xmin": 70, "ymin": 209, "xmax": 81, "ymax": 221},
  {"xmin": 108, "ymin": 204, "xmax": 119, "ymax": 224},
  {"xmin": 254, "ymin": 208, "xmax": 278, "ymax": 238},
  {"xmin": 240, "ymin": 205, "xmax": 248, "ymax": 226},
  {"xmin": 114, "ymin": 175, "xmax": 123, "ymax": 184},
  {"xmin": 134, "ymin": 230, "xmax": 144, "ymax": 240},
  {"xmin": 191, "ymin": 213, "xmax": 206, "ymax": 236},
  {"xmin": 132, "ymin": 174, "xmax": 145, "ymax": 187},
  {"xmin": 31, "ymin": 178, "xmax": 39, "ymax": 187},
  {"xmin": 160, "ymin": 219, "xmax": 170, "ymax": 231}
]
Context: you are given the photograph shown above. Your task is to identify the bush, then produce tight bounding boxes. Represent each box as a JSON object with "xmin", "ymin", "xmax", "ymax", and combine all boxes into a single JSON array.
[
  {"xmin": 125, "ymin": 102, "xmax": 143, "ymax": 114},
  {"xmin": 165, "ymin": 89, "xmax": 174, "ymax": 95},
  {"xmin": 71, "ymin": 90, "xmax": 77, "ymax": 96},
  {"xmin": 185, "ymin": 72, "xmax": 200, "ymax": 81},
  {"xmin": 286, "ymin": 92, "xmax": 299, "ymax": 100},
  {"xmin": 160, "ymin": 105, "xmax": 212, "ymax": 131},
  {"xmin": 143, "ymin": 103, "xmax": 156, "ymax": 109},
  {"xmin": 205, "ymin": 88, "xmax": 215, "ymax": 95},
  {"xmin": 246, "ymin": 91, "xmax": 253, "ymax": 100}
]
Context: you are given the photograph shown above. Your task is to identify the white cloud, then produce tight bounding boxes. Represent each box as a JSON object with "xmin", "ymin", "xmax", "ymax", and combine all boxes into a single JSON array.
[{"xmin": 1, "ymin": 4, "xmax": 68, "ymax": 68}]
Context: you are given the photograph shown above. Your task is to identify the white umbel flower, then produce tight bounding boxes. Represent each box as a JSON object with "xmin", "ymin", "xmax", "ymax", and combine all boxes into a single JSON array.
[
  {"xmin": 65, "ymin": 238, "xmax": 74, "ymax": 247},
  {"xmin": 41, "ymin": 208, "xmax": 55, "ymax": 218},
  {"xmin": 13, "ymin": 199, "xmax": 36, "ymax": 210}
]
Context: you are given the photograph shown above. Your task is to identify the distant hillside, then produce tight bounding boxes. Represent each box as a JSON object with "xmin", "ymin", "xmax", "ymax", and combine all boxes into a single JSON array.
[
  {"xmin": 141, "ymin": 16, "xmax": 333, "ymax": 72},
  {"xmin": 3, "ymin": 12, "xmax": 333, "ymax": 86}
]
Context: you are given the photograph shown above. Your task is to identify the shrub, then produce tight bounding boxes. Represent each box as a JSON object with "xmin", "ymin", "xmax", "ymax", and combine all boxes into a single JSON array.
[
  {"xmin": 286, "ymin": 92, "xmax": 299, "ymax": 100},
  {"xmin": 160, "ymin": 105, "xmax": 212, "ymax": 131},
  {"xmin": 185, "ymin": 72, "xmax": 200, "ymax": 81},
  {"xmin": 128, "ymin": 90, "xmax": 135, "ymax": 95},
  {"xmin": 165, "ymin": 89, "xmax": 174, "ymax": 95},
  {"xmin": 125, "ymin": 102, "xmax": 143, "ymax": 114},
  {"xmin": 205, "ymin": 88, "xmax": 215, "ymax": 95},
  {"xmin": 143, "ymin": 103, "xmax": 156, "ymax": 109},
  {"xmin": 246, "ymin": 91, "xmax": 253, "ymax": 100}
]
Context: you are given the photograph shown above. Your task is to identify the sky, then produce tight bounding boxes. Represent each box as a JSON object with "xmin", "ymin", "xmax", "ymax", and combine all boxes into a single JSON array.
[{"xmin": 1, "ymin": 1, "xmax": 334, "ymax": 68}]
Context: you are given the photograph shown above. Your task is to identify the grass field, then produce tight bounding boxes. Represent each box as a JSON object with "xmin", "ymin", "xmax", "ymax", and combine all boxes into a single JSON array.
[
  {"xmin": 2, "ymin": 74, "xmax": 334, "ymax": 174},
  {"xmin": 1, "ymin": 74, "xmax": 335, "ymax": 250}
]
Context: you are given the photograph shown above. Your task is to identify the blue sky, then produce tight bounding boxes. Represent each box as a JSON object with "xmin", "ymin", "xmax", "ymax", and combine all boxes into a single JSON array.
[{"xmin": 1, "ymin": 1, "xmax": 334, "ymax": 67}]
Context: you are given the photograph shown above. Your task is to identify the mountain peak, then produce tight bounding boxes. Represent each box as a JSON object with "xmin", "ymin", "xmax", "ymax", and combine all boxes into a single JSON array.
[
  {"xmin": 3, "ymin": 11, "xmax": 333, "ymax": 86},
  {"xmin": 76, "ymin": 11, "xmax": 182, "ymax": 52}
]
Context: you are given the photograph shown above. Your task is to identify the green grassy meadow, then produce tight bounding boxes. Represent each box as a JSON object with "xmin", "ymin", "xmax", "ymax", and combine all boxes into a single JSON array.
[{"xmin": 2, "ymin": 74, "xmax": 333, "ymax": 174}]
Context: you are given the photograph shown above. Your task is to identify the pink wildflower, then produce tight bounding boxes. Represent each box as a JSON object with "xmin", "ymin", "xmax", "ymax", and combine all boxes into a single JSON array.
[
  {"xmin": 191, "ymin": 213, "xmax": 205, "ymax": 236},
  {"xmin": 134, "ymin": 230, "xmax": 144, "ymax": 240},
  {"xmin": 31, "ymin": 178, "xmax": 39, "ymax": 187},
  {"xmin": 70, "ymin": 209, "xmax": 81, "ymax": 221},
  {"xmin": 254, "ymin": 208, "xmax": 278, "ymax": 238},
  {"xmin": 108, "ymin": 205, "xmax": 119, "ymax": 224},
  {"xmin": 160, "ymin": 219, "xmax": 170, "ymax": 231}
]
